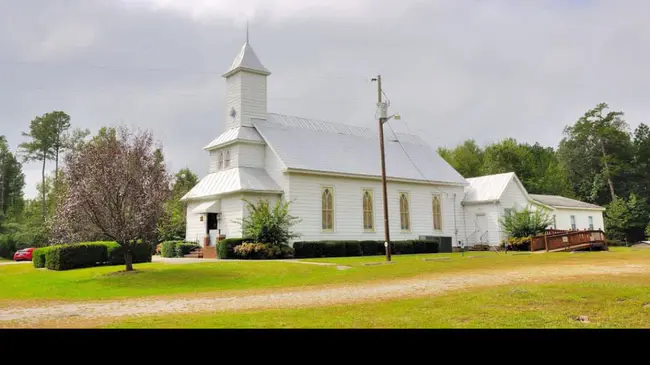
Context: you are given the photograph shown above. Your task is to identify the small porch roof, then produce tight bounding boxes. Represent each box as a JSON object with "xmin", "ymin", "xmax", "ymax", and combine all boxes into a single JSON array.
[{"xmin": 192, "ymin": 201, "xmax": 220, "ymax": 214}]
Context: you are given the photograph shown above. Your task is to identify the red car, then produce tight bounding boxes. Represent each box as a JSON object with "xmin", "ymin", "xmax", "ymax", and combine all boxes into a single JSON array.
[{"xmin": 13, "ymin": 248, "xmax": 34, "ymax": 261}]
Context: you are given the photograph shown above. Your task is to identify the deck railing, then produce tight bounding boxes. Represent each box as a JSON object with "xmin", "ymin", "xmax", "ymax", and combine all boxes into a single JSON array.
[{"xmin": 531, "ymin": 229, "xmax": 606, "ymax": 252}]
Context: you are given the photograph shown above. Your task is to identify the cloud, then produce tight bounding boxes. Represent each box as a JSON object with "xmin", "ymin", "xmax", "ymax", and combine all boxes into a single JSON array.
[{"xmin": 1, "ymin": 0, "xmax": 650, "ymax": 200}]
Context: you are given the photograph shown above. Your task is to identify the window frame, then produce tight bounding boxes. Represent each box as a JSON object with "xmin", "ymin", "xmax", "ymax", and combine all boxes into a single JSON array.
[
  {"xmin": 398, "ymin": 191, "xmax": 411, "ymax": 232},
  {"xmin": 224, "ymin": 149, "xmax": 231, "ymax": 168},
  {"xmin": 588, "ymin": 216, "xmax": 594, "ymax": 230},
  {"xmin": 218, "ymin": 151, "xmax": 224, "ymax": 170},
  {"xmin": 361, "ymin": 188, "xmax": 375, "ymax": 232},
  {"xmin": 570, "ymin": 215, "xmax": 576, "ymax": 230},
  {"xmin": 321, "ymin": 186, "xmax": 335, "ymax": 232},
  {"xmin": 432, "ymin": 193, "xmax": 443, "ymax": 232}
]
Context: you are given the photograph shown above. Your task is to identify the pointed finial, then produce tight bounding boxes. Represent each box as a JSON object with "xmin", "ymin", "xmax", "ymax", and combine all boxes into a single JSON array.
[{"xmin": 246, "ymin": 20, "xmax": 249, "ymax": 44}]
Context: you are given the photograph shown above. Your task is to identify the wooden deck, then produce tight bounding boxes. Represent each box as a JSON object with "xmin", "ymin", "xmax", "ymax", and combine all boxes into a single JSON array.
[{"xmin": 531, "ymin": 230, "xmax": 607, "ymax": 252}]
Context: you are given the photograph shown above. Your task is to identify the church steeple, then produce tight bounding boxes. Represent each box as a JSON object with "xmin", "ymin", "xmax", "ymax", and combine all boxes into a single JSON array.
[
  {"xmin": 222, "ymin": 28, "xmax": 271, "ymax": 78},
  {"xmin": 222, "ymin": 28, "xmax": 270, "ymax": 130}
]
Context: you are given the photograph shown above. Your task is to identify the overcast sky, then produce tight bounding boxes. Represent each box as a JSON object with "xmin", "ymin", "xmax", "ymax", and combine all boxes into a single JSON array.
[{"xmin": 1, "ymin": 0, "xmax": 649, "ymax": 199}]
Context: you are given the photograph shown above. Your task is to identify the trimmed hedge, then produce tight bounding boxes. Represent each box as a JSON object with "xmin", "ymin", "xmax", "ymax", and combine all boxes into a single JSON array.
[
  {"xmin": 35, "ymin": 241, "xmax": 153, "ymax": 270},
  {"xmin": 32, "ymin": 246, "xmax": 55, "ymax": 268},
  {"xmin": 217, "ymin": 237, "xmax": 252, "ymax": 259},
  {"xmin": 105, "ymin": 241, "xmax": 153, "ymax": 264},
  {"xmin": 360, "ymin": 240, "xmax": 383, "ymax": 256},
  {"xmin": 175, "ymin": 242, "xmax": 200, "ymax": 257},
  {"xmin": 161, "ymin": 241, "xmax": 182, "ymax": 258},
  {"xmin": 292, "ymin": 239, "xmax": 438, "ymax": 259},
  {"xmin": 45, "ymin": 243, "xmax": 108, "ymax": 271},
  {"xmin": 233, "ymin": 243, "xmax": 294, "ymax": 260}
]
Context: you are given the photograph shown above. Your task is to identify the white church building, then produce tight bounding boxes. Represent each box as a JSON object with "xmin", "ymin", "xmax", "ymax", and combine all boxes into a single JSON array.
[{"xmin": 181, "ymin": 39, "xmax": 605, "ymax": 250}]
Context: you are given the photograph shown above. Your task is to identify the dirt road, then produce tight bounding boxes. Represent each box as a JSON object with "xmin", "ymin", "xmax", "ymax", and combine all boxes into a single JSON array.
[{"xmin": 1, "ymin": 262, "xmax": 647, "ymax": 327}]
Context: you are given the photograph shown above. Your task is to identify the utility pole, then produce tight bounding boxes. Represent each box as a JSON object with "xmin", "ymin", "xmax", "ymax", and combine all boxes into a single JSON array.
[{"xmin": 372, "ymin": 75, "xmax": 392, "ymax": 262}]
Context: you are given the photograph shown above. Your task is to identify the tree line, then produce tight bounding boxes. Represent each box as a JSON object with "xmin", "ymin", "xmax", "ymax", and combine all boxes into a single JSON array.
[
  {"xmin": 438, "ymin": 102, "xmax": 650, "ymax": 243},
  {"xmin": 0, "ymin": 112, "xmax": 199, "ymax": 256}
]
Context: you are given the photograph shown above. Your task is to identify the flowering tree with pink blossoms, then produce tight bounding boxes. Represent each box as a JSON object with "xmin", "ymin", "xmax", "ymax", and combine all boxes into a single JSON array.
[{"xmin": 51, "ymin": 126, "xmax": 170, "ymax": 271}]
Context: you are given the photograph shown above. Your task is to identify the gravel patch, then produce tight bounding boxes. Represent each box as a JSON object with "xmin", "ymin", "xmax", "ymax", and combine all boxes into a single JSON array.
[{"xmin": 1, "ymin": 263, "xmax": 647, "ymax": 325}]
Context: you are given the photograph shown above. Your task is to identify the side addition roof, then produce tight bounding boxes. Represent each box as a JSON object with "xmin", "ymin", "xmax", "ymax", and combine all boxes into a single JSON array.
[
  {"xmin": 252, "ymin": 113, "xmax": 468, "ymax": 186},
  {"xmin": 463, "ymin": 172, "xmax": 519, "ymax": 203},
  {"xmin": 529, "ymin": 194, "xmax": 605, "ymax": 211}
]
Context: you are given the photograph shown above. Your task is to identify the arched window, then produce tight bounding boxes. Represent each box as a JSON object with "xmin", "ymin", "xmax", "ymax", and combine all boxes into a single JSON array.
[
  {"xmin": 432, "ymin": 194, "xmax": 442, "ymax": 231},
  {"xmin": 224, "ymin": 150, "xmax": 231, "ymax": 168},
  {"xmin": 399, "ymin": 192, "xmax": 410, "ymax": 231},
  {"xmin": 218, "ymin": 151, "xmax": 224, "ymax": 170},
  {"xmin": 362, "ymin": 189, "xmax": 374, "ymax": 231},
  {"xmin": 322, "ymin": 187, "xmax": 334, "ymax": 231}
]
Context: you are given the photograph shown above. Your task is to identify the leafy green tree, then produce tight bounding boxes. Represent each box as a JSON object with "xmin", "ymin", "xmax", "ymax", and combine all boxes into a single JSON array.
[
  {"xmin": 632, "ymin": 123, "xmax": 650, "ymax": 201},
  {"xmin": 438, "ymin": 139, "xmax": 484, "ymax": 178},
  {"xmin": 604, "ymin": 193, "xmax": 649, "ymax": 242},
  {"xmin": 500, "ymin": 205, "xmax": 554, "ymax": 238},
  {"xmin": 557, "ymin": 103, "xmax": 634, "ymax": 205},
  {"xmin": 237, "ymin": 198, "xmax": 301, "ymax": 246},
  {"xmin": 645, "ymin": 222, "xmax": 650, "ymax": 240},
  {"xmin": 19, "ymin": 115, "xmax": 56, "ymax": 221},
  {"xmin": 158, "ymin": 168, "xmax": 198, "ymax": 241},
  {"xmin": 0, "ymin": 136, "xmax": 25, "ymax": 224}
]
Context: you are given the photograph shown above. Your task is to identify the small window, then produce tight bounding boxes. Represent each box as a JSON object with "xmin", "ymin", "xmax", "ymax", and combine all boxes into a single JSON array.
[
  {"xmin": 570, "ymin": 215, "xmax": 576, "ymax": 230},
  {"xmin": 322, "ymin": 187, "xmax": 334, "ymax": 231},
  {"xmin": 399, "ymin": 192, "xmax": 410, "ymax": 231},
  {"xmin": 224, "ymin": 150, "xmax": 231, "ymax": 168},
  {"xmin": 218, "ymin": 151, "xmax": 224, "ymax": 170},
  {"xmin": 362, "ymin": 189, "xmax": 374, "ymax": 231},
  {"xmin": 588, "ymin": 216, "xmax": 593, "ymax": 230},
  {"xmin": 553, "ymin": 215, "xmax": 557, "ymax": 229},
  {"xmin": 432, "ymin": 194, "xmax": 442, "ymax": 231},
  {"xmin": 504, "ymin": 208, "xmax": 512, "ymax": 217}
]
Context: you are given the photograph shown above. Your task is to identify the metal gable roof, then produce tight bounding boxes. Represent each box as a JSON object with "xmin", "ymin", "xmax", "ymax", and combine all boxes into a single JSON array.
[
  {"xmin": 463, "ymin": 172, "xmax": 516, "ymax": 202},
  {"xmin": 252, "ymin": 113, "xmax": 467, "ymax": 185},
  {"xmin": 529, "ymin": 194, "xmax": 605, "ymax": 210},
  {"xmin": 181, "ymin": 167, "xmax": 282, "ymax": 201},
  {"xmin": 203, "ymin": 126, "xmax": 264, "ymax": 150}
]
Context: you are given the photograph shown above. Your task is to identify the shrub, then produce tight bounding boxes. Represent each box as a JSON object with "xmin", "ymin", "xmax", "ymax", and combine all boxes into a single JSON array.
[
  {"xmin": 160, "ymin": 241, "xmax": 182, "ymax": 258},
  {"xmin": 360, "ymin": 240, "xmax": 382, "ymax": 256},
  {"xmin": 217, "ymin": 237, "xmax": 252, "ymax": 259},
  {"xmin": 175, "ymin": 242, "xmax": 200, "ymax": 257},
  {"xmin": 234, "ymin": 243, "xmax": 295, "ymax": 260},
  {"xmin": 323, "ymin": 241, "xmax": 347, "ymax": 257},
  {"xmin": 501, "ymin": 236, "xmax": 532, "ymax": 251},
  {"xmin": 424, "ymin": 240, "xmax": 439, "ymax": 253},
  {"xmin": 344, "ymin": 241, "xmax": 362, "ymax": 256},
  {"xmin": 293, "ymin": 241, "xmax": 315, "ymax": 258},
  {"xmin": 237, "ymin": 199, "xmax": 301, "ymax": 245},
  {"xmin": 32, "ymin": 247, "xmax": 55, "ymax": 268},
  {"xmin": 45, "ymin": 243, "xmax": 108, "ymax": 271},
  {"xmin": 412, "ymin": 240, "xmax": 426, "ymax": 254},
  {"xmin": 500, "ymin": 205, "xmax": 554, "ymax": 238},
  {"xmin": 0, "ymin": 235, "xmax": 16, "ymax": 259},
  {"xmin": 392, "ymin": 241, "xmax": 414, "ymax": 255},
  {"xmin": 105, "ymin": 241, "xmax": 153, "ymax": 264}
]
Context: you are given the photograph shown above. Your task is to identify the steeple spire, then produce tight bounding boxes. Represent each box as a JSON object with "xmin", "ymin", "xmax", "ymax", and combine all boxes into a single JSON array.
[{"xmin": 222, "ymin": 25, "xmax": 271, "ymax": 78}]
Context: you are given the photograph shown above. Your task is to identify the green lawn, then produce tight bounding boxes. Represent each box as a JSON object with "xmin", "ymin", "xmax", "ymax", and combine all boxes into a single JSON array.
[
  {"xmin": 0, "ymin": 247, "xmax": 648, "ymax": 305},
  {"xmin": 108, "ymin": 274, "xmax": 650, "ymax": 328}
]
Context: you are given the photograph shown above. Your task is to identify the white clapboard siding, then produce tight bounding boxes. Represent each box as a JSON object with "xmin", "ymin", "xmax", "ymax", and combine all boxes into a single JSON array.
[
  {"xmin": 226, "ymin": 72, "xmax": 268, "ymax": 129},
  {"xmin": 185, "ymin": 201, "xmax": 208, "ymax": 244},
  {"xmin": 286, "ymin": 173, "xmax": 465, "ymax": 244}
]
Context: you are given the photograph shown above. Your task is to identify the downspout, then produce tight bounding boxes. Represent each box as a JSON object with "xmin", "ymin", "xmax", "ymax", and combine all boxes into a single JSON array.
[
  {"xmin": 453, "ymin": 193, "xmax": 458, "ymax": 248},
  {"xmin": 496, "ymin": 200, "xmax": 501, "ymax": 246},
  {"xmin": 462, "ymin": 198, "xmax": 467, "ymax": 247}
]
